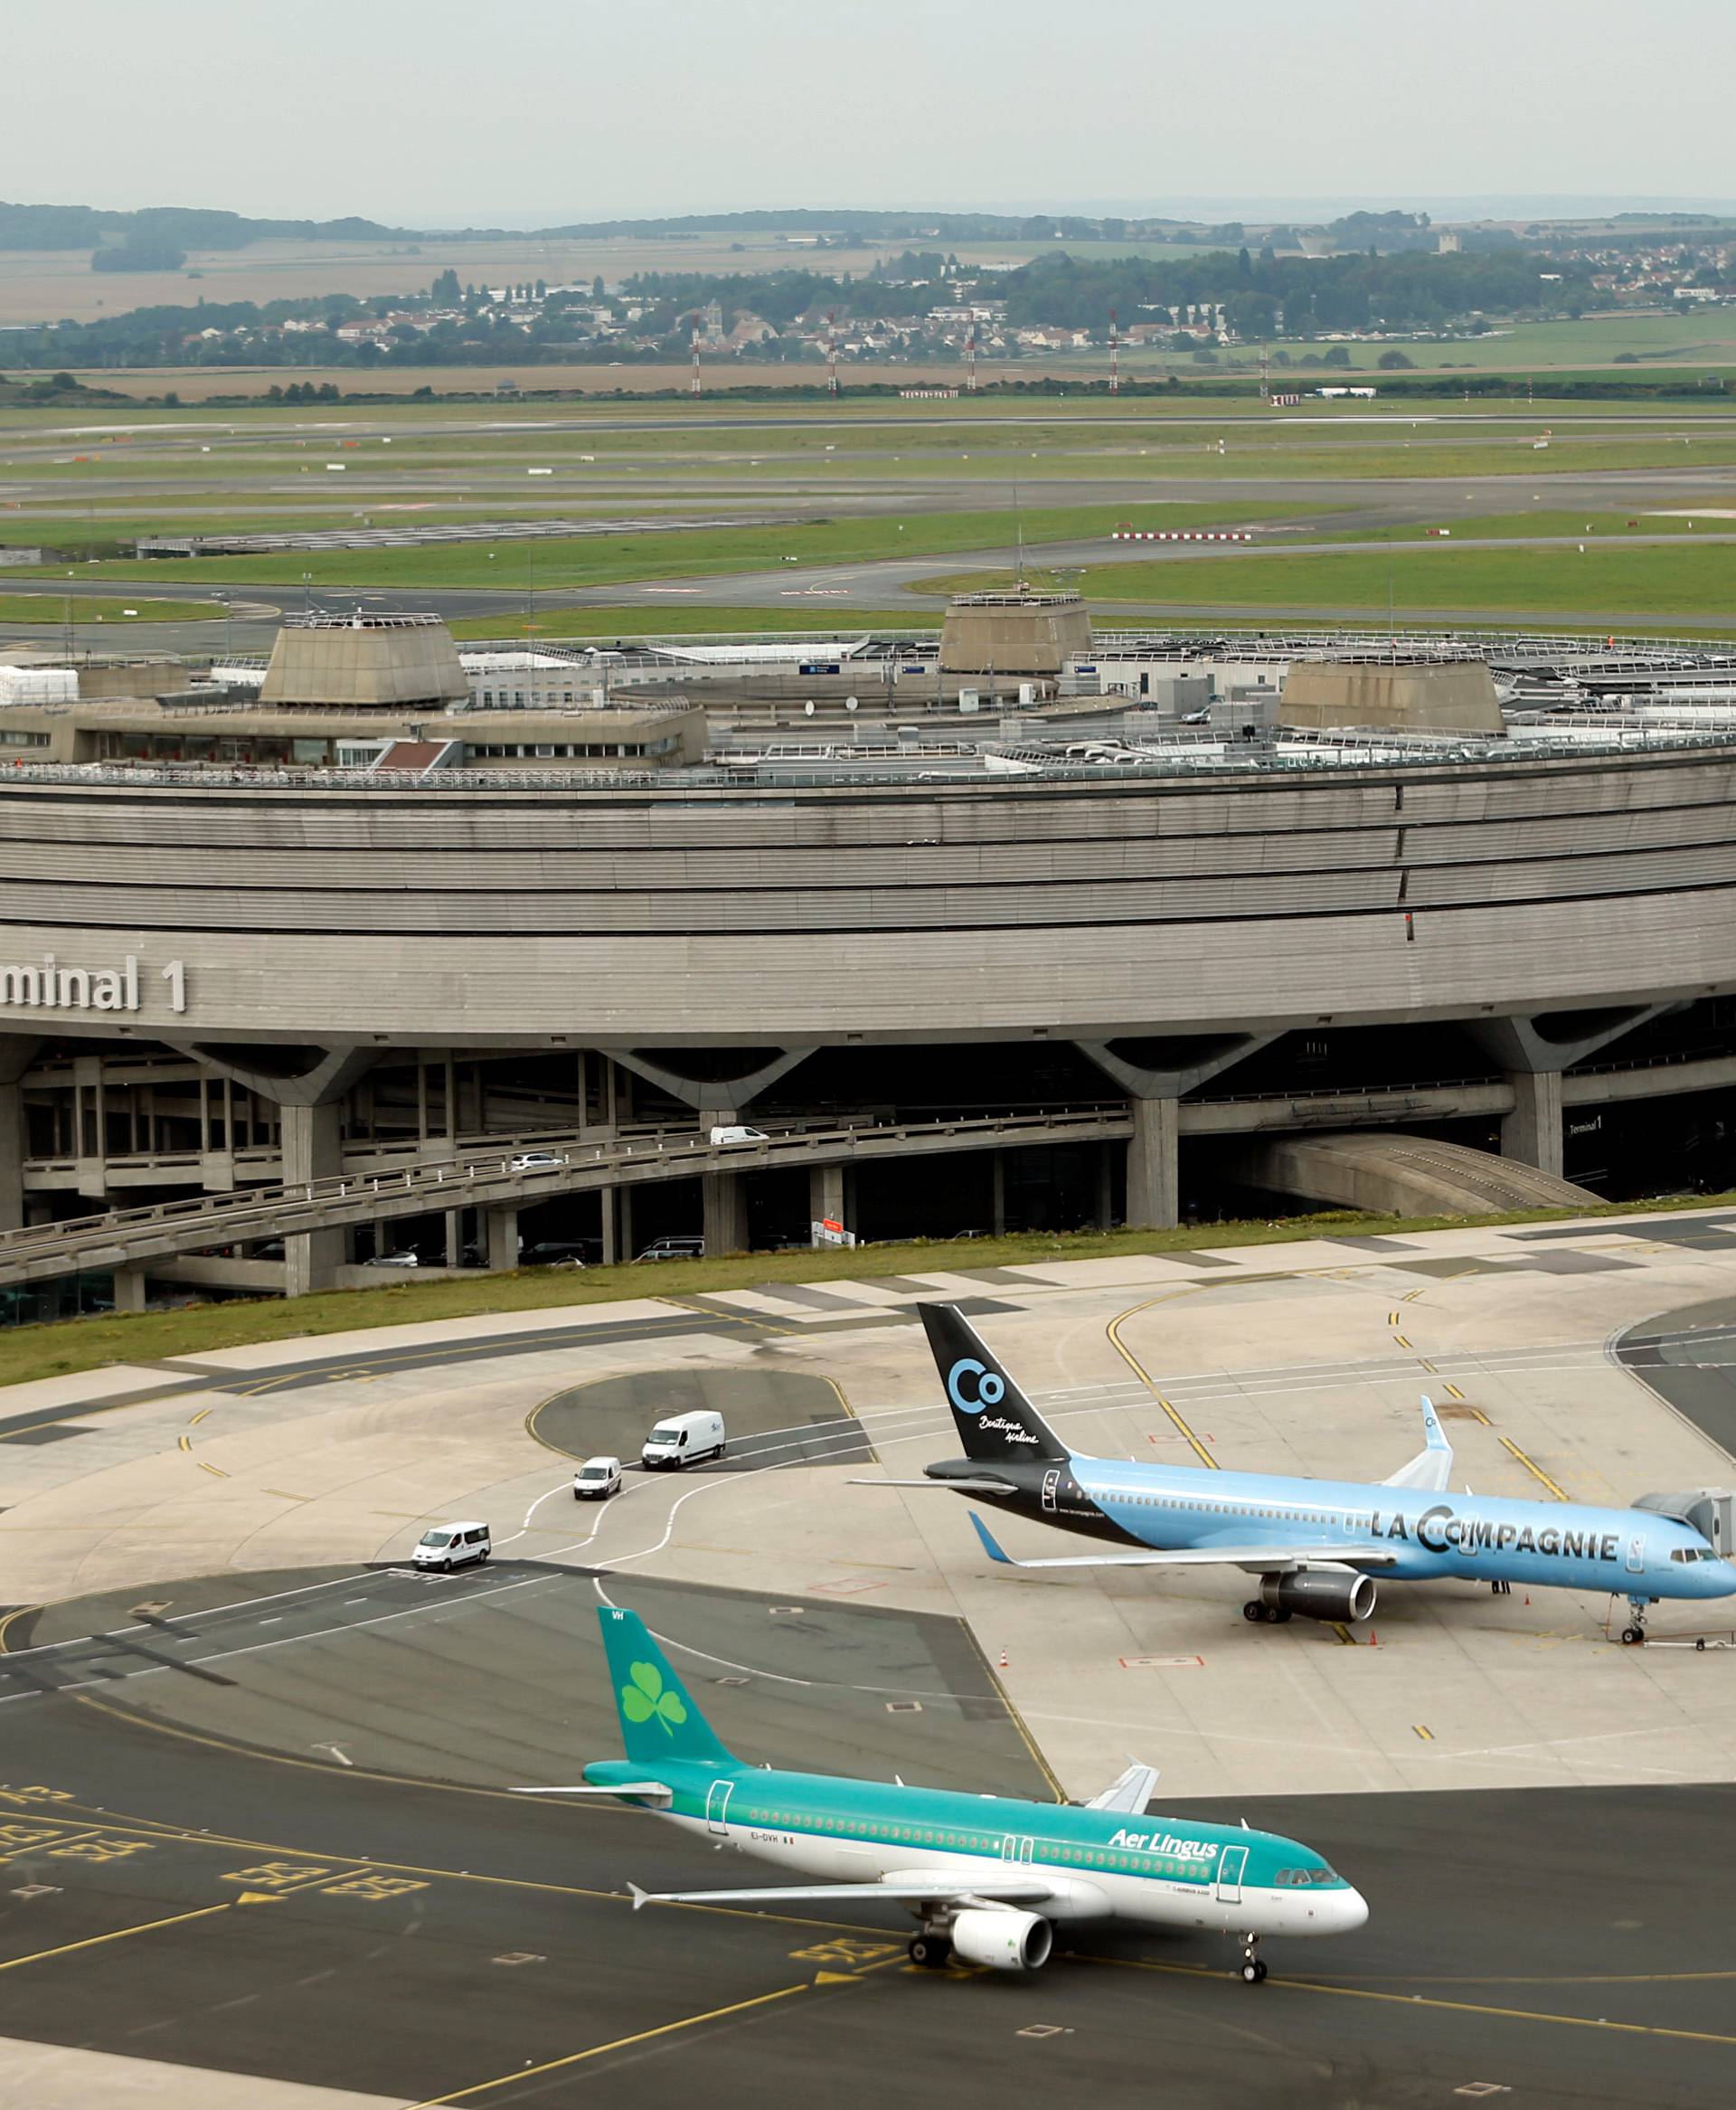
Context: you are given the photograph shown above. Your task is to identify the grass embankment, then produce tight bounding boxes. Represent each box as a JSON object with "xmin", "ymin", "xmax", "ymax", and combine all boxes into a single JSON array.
[
  {"xmin": 0, "ymin": 593, "xmax": 224, "ymax": 624},
  {"xmin": 915, "ymin": 539, "xmax": 1736, "ymax": 619},
  {"xmin": 1, "ymin": 1193, "xmax": 1726, "ymax": 1392}
]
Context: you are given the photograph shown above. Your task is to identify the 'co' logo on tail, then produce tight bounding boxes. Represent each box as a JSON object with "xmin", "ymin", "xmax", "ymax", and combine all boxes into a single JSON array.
[{"xmin": 947, "ymin": 1357, "xmax": 1005, "ymax": 1413}]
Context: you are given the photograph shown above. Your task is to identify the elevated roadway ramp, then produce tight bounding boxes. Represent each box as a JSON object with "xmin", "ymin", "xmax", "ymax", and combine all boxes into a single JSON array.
[{"xmin": 1231, "ymin": 1129, "xmax": 1598, "ymax": 1216}]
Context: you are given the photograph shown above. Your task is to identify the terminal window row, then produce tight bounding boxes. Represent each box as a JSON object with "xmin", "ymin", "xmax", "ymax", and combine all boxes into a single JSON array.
[{"xmin": 467, "ymin": 739, "xmax": 680, "ymax": 759}]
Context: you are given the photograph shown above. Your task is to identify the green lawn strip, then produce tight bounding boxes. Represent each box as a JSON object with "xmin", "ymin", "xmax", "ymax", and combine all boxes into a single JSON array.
[
  {"xmin": 4, "ymin": 502, "xmax": 1327, "ymax": 592},
  {"xmin": 4, "ymin": 1192, "xmax": 1729, "ymax": 1390},
  {"xmin": 911, "ymin": 540, "xmax": 1736, "ymax": 617},
  {"xmin": 0, "ymin": 593, "xmax": 223, "ymax": 624},
  {"xmin": 1278, "ymin": 508, "xmax": 1736, "ymax": 544},
  {"xmin": 449, "ymin": 605, "xmax": 934, "ymax": 639}
]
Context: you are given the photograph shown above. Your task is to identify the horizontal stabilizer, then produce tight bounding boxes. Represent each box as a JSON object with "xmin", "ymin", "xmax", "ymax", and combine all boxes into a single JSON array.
[
  {"xmin": 630, "ymin": 1871, "xmax": 1055, "ymax": 1912},
  {"xmin": 1085, "ymin": 1761, "xmax": 1160, "ymax": 1814},
  {"xmin": 969, "ymin": 1511, "xmax": 1397, "ymax": 1572},
  {"xmin": 1382, "ymin": 1395, "xmax": 1455, "ymax": 1494},
  {"xmin": 848, "ymin": 1475, "xmax": 1020, "ymax": 1497},
  {"xmin": 511, "ymin": 1782, "xmax": 672, "ymax": 1805}
]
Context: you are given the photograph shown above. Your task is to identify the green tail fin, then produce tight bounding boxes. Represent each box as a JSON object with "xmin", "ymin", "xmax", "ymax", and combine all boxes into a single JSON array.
[{"xmin": 598, "ymin": 1604, "xmax": 734, "ymax": 1767}]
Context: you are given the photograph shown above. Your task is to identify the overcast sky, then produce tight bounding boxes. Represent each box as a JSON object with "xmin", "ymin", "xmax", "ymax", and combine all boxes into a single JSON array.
[{"xmin": 9, "ymin": 0, "xmax": 1732, "ymax": 226}]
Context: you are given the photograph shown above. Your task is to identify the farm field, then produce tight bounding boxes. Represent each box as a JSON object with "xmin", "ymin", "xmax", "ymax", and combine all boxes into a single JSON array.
[{"xmin": 914, "ymin": 539, "xmax": 1736, "ymax": 618}]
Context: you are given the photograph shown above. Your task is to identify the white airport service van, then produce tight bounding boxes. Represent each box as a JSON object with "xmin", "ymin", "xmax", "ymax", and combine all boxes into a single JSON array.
[
  {"xmin": 413, "ymin": 1520, "xmax": 491, "ymax": 1570},
  {"xmin": 642, "ymin": 1411, "xmax": 726, "ymax": 1470},
  {"xmin": 708, "ymin": 1125, "xmax": 769, "ymax": 1146},
  {"xmin": 572, "ymin": 1455, "xmax": 623, "ymax": 1500}
]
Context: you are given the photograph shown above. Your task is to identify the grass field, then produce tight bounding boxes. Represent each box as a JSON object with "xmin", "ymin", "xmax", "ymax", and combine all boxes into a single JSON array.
[
  {"xmin": 0, "ymin": 592, "xmax": 222, "ymax": 623},
  {"xmin": 15, "ymin": 501, "xmax": 1327, "ymax": 591},
  {"xmin": 916, "ymin": 538, "xmax": 1736, "ymax": 617},
  {"xmin": 0, "ymin": 1192, "xmax": 1716, "ymax": 1390},
  {"xmin": 448, "ymin": 605, "xmax": 933, "ymax": 639}
]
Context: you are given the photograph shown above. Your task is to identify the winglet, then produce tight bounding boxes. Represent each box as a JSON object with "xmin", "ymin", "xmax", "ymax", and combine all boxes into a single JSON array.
[
  {"xmin": 628, "ymin": 1881, "xmax": 652, "ymax": 1913},
  {"xmin": 968, "ymin": 1510, "xmax": 1014, "ymax": 1565},
  {"xmin": 1382, "ymin": 1395, "xmax": 1455, "ymax": 1493}
]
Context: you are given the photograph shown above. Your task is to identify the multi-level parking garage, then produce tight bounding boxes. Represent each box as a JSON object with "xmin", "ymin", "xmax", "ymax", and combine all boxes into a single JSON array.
[{"xmin": 9, "ymin": 614, "xmax": 1736, "ymax": 1311}]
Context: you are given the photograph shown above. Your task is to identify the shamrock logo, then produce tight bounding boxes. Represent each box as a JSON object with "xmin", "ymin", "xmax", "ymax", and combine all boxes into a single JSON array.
[{"xmin": 620, "ymin": 1660, "xmax": 687, "ymax": 1736}]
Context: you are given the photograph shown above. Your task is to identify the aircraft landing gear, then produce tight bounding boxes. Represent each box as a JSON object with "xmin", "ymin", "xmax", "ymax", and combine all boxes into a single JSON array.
[
  {"xmin": 1620, "ymin": 1597, "xmax": 1650, "ymax": 1646},
  {"xmin": 1490, "ymin": 1578, "xmax": 1512, "ymax": 1596},
  {"xmin": 909, "ymin": 1931, "xmax": 952, "ymax": 1969},
  {"xmin": 1238, "ymin": 1934, "xmax": 1268, "ymax": 1984},
  {"xmin": 1242, "ymin": 1601, "xmax": 1292, "ymax": 1624}
]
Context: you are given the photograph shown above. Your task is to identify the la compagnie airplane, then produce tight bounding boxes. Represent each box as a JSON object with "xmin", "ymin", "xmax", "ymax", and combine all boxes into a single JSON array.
[
  {"xmin": 888, "ymin": 1306, "xmax": 1736, "ymax": 1644},
  {"xmin": 522, "ymin": 1604, "xmax": 1367, "ymax": 1982}
]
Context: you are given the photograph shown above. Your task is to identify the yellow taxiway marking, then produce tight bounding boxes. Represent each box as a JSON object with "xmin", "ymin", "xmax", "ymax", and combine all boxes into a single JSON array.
[
  {"xmin": 1108, "ymin": 1294, "xmax": 1217, "ymax": 1470},
  {"xmin": 1419, "ymin": 1358, "xmax": 1438, "ymax": 1374},
  {"xmin": 1402, "ymin": 1288, "xmax": 1427, "ymax": 1302},
  {"xmin": 1393, "ymin": 1333, "xmax": 1412, "ymax": 1349},
  {"xmin": 1413, "ymin": 1724, "xmax": 1435, "ymax": 1740},
  {"xmin": 1388, "ymin": 1310, "xmax": 1401, "ymax": 1326},
  {"xmin": 196, "ymin": 1460, "xmax": 229, "ymax": 1479},
  {"xmin": 1445, "ymin": 1384, "xmax": 1466, "ymax": 1400},
  {"xmin": 0, "ymin": 1606, "xmax": 41, "ymax": 1651},
  {"xmin": 176, "ymin": 1433, "xmax": 191, "ymax": 1452},
  {"xmin": 0, "ymin": 1889, "xmax": 294, "ymax": 1975},
  {"xmin": 187, "ymin": 1407, "xmax": 212, "ymax": 1425},
  {"xmin": 401, "ymin": 1982, "xmax": 811, "ymax": 2106},
  {"xmin": 1083, "ymin": 1953, "xmax": 1736, "ymax": 2048},
  {"xmin": 1499, "ymin": 1436, "xmax": 1569, "ymax": 1502}
]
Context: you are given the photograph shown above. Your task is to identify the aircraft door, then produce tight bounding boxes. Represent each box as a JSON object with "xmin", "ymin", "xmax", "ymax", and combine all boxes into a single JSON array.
[
  {"xmin": 1001, "ymin": 1834, "xmax": 1035, "ymax": 1866},
  {"xmin": 1042, "ymin": 1469, "xmax": 1061, "ymax": 1514},
  {"xmin": 1215, "ymin": 1845, "xmax": 1248, "ymax": 1904},
  {"xmin": 706, "ymin": 1780, "xmax": 733, "ymax": 1835},
  {"xmin": 1627, "ymin": 1535, "xmax": 1646, "ymax": 1575}
]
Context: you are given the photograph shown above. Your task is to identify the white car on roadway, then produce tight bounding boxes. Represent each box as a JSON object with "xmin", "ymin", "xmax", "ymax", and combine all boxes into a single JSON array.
[
  {"xmin": 572, "ymin": 1455, "xmax": 623, "ymax": 1501},
  {"xmin": 413, "ymin": 1520, "xmax": 492, "ymax": 1570},
  {"xmin": 509, "ymin": 1150, "xmax": 567, "ymax": 1172}
]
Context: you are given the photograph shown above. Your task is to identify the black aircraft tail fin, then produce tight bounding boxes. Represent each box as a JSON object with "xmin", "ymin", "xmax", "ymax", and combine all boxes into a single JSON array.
[{"xmin": 918, "ymin": 1303, "xmax": 1069, "ymax": 1463}]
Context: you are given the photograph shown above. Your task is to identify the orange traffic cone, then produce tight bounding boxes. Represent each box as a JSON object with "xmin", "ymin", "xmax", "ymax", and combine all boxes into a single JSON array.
[
  {"xmin": 998, "ymin": 1648, "xmax": 1008, "ymax": 1669},
  {"xmin": 1368, "ymin": 1629, "xmax": 1379, "ymax": 1647}
]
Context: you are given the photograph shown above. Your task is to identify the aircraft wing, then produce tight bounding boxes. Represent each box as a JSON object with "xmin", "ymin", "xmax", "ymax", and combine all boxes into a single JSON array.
[
  {"xmin": 969, "ymin": 1512, "xmax": 1398, "ymax": 1571},
  {"xmin": 510, "ymin": 1783, "xmax": 674, "ymax": 1806},
  {"xmin": 1083, "ymin": 1761, "xmax": 1159, "ymax": 1814},
  {"xmin": 1382, "ymin": 1395, "xmax": 1455, "ymax": 1494},
  {"xmin": 629, "ymin": 1874, "xmax": 1055, "ymax": 1911}
]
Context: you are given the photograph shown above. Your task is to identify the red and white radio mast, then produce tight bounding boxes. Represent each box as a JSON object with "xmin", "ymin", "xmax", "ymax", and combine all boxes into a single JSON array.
[
  {"xmin": 966, "ymin": 315, "xmax": 978, "ymax": 393},
  {"xmin": 1109, "ymin": 307, "xmax": 1119, "ymax": 395},
  {"xmin": 826, "ymin": 309, "xmax": 839, "ymax": 396},
  {"xmin": 690, "ymin": 327, "xmax": 701, "ymax": 397}
]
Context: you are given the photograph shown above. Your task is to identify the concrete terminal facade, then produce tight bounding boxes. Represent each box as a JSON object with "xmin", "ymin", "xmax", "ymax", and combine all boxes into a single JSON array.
[{"xmin": 8, "ymin": 616, "xmax": 1736, "ymax": 1304}]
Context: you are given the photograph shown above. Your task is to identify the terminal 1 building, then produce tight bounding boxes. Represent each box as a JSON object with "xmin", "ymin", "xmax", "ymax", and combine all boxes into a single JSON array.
[{"xmin": 5, "ymin": 597, "xmax": 1736, "ymax": 1315}]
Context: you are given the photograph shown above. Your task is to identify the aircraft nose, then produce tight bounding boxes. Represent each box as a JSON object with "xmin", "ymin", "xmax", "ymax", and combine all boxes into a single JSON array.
[{"xmin": 1331, "ymin": 1887, "xmax": 1371, "ymax": 1933}]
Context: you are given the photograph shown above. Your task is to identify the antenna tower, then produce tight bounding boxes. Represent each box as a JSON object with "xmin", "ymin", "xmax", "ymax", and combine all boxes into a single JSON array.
[
  {"xmin": 690, "ymin": 327, "xmax": 702, "ymax": 397},
  {"xmin": 826, "ymin": 310, "xmax": 839, "ymax": 396},
  {"xmin": 1109, "ymin": 308, "xmax": 1119, "ymax": 395},
  {"xmin": 967, "ymin": 316, "xmax": 978, "ymax": 393},
  {"xmin": 1260, "ymin": 343, "xmax": 1270, "ymax": 404}
]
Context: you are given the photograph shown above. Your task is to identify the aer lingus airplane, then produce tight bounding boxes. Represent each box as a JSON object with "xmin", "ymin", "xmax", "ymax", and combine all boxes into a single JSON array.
[
  {"xmin": 522, "ymin": 1604, "xmax": 1366, "ymax": 1981},
  {"xmin": 883, "ymin": 1305, "xmax": 1736, "ymax": 1644}
]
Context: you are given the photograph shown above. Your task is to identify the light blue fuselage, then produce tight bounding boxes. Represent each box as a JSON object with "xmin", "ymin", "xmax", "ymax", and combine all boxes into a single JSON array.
[{"xmin": 1076, "ymin": 1459, "xmax": 1736, "ymax": 1603}]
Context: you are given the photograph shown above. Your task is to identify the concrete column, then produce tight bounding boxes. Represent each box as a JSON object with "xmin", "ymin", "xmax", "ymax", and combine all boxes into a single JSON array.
[
  {"xmin": 486, "ymin": 1205, "xmax": 519, "ymax": 1272},
  {"xmin": 600, "ymin": 1187, "xmax": 619, "ymax": 1267},
  {"xmin": 1095, "ymin": 1142, "xmax": 1115, "ymax": 1232},
  {"xmin": 808, "ymin": 1162, "xmax": 845, "ymax": 1240},
  {"xmin": 1501, "ymin": 1068, "xmax": 1564, "ymax": 1178},
  {"xmin": 0, "ymin": 1076, "xmax": 24, "ymax": 1233},
  {"xmin": 618, "ymin": 1185, "xmax": 635, "ymax": 1263},
  {"xmin": 281, "ymin": 1102, "xmax": 344, "ymax": 1299},
  {"xmin": 75, "ymin": 1057, "xmax": 107, "ymax": 1202},
  {"xmin": 444, "ymin": 1208, "xmax": 462, "ymax": 1269},
  {"xmin": 990, "ymin": 1152, "xmax": 1007, "ymax": 1237},
  {"xmin": 703, "ymin": 1171, "xmax": 747, "ymax": 1256},
  {"xmin": 1126, "ymin": 1096, "xmax": 1180, "ymax": 1230},
  {"xmin": 111, "ymin": 1264, "xmax": 148, "ymax": 1314}
]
